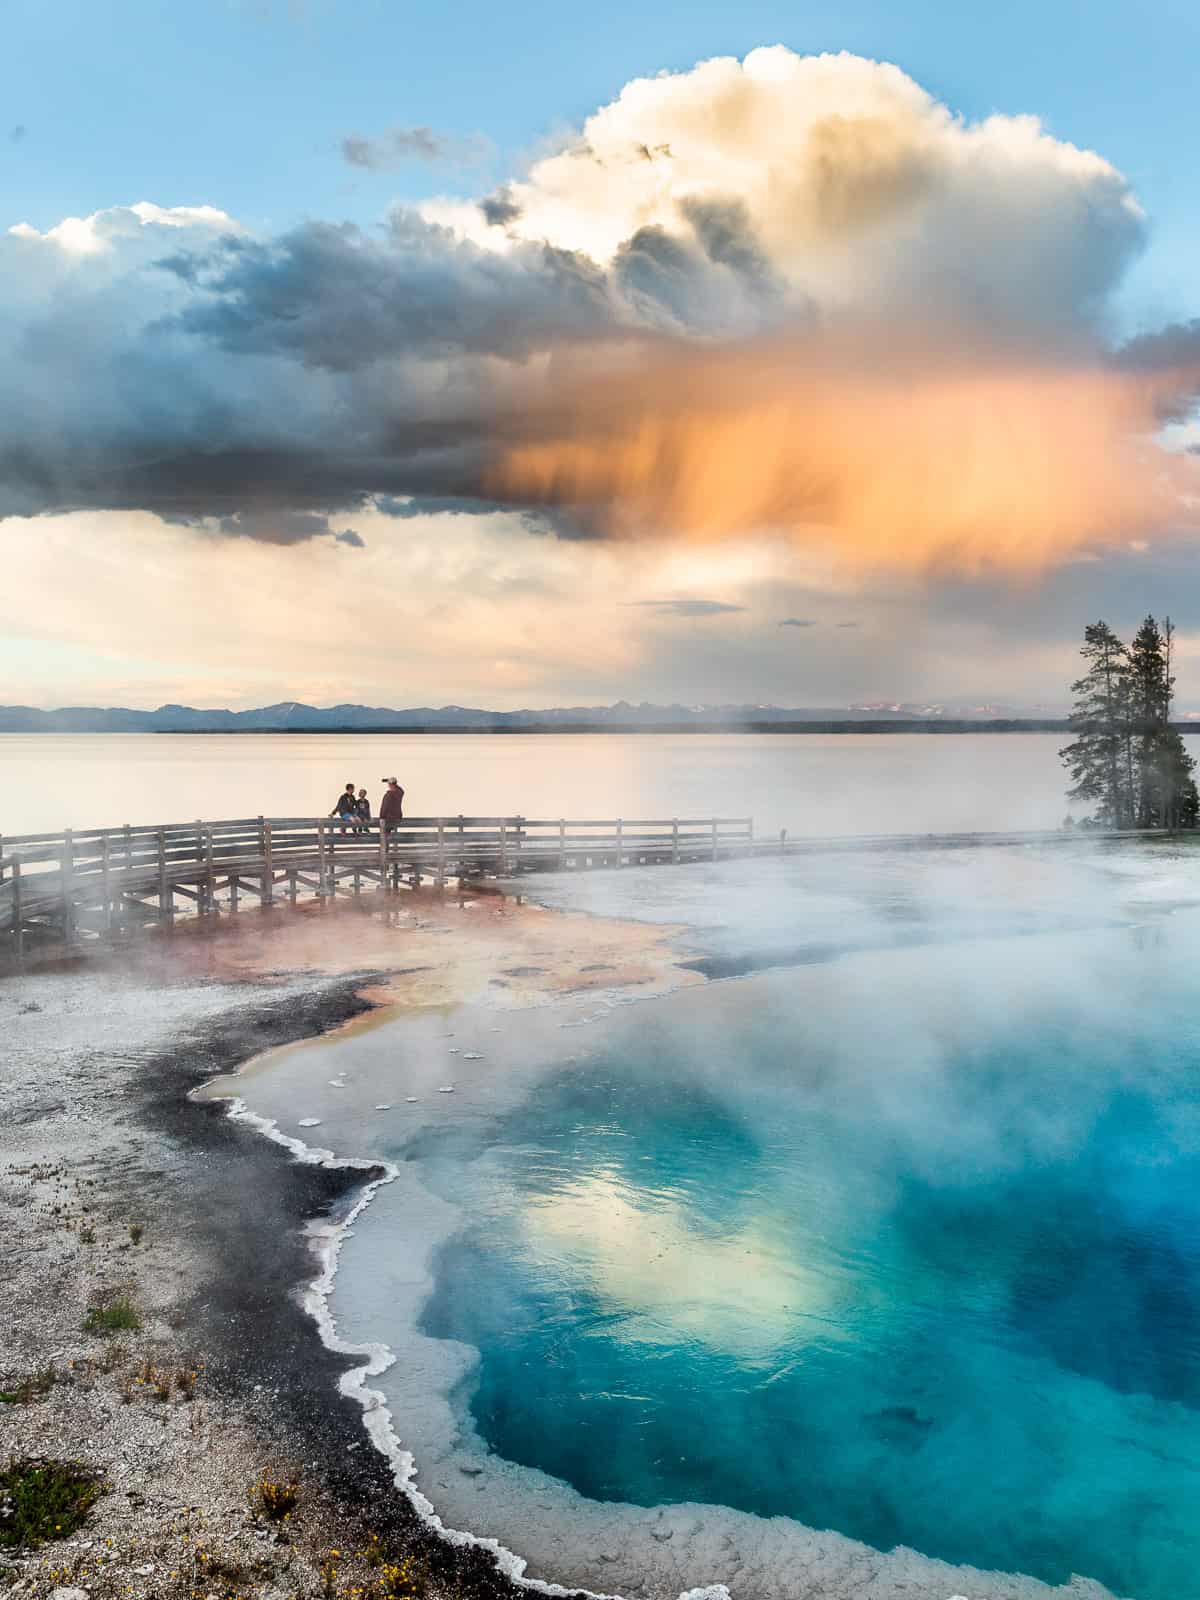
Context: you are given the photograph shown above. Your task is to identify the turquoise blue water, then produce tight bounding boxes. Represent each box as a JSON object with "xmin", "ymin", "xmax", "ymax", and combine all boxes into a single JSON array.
[{"xmin": 420, "ymin": 973, "xmax": 1200, "ymax": 1600}]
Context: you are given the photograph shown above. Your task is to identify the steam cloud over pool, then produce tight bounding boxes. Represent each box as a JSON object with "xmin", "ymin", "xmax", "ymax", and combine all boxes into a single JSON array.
[{"xmin": 228, "ymin": 845, "xmax": 1200, "ymax": 1600}]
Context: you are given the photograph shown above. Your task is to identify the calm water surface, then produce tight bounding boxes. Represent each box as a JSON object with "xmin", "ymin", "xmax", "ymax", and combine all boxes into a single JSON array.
[{"xmin": 0, "ymin": 729, "xmax": 1121, "ymax": 836}]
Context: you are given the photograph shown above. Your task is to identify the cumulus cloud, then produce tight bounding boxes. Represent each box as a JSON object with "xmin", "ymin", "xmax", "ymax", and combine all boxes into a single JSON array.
[
  {"xmin": 1, "ymin": 46, "xmax": 1198, "ymax": 574},
  {"xmin": 491, "ymin": 46, "xmax": 1144, "ymax": 336}
]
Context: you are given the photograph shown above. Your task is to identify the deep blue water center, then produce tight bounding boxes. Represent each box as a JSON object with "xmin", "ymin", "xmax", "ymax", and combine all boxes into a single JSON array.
[{"xmin": 420, "ymin": 976, "xmax": 1200, "ymax": 1600}]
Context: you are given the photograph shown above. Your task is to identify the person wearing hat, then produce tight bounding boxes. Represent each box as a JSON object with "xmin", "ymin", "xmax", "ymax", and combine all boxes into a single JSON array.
[{"xmin": 379, "ymin": 776, "xmax": 405, "ymax": 833}]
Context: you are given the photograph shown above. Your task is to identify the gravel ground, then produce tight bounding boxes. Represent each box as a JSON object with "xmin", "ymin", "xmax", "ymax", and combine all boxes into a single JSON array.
[{"xmin": 0, "ymin": 908, "xmax": 602, "ymax": 1600}]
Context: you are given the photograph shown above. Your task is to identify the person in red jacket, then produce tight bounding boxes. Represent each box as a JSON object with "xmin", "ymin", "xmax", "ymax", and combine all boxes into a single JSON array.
[{"xmin": 379, "ymin": 776, "xmax": 405, "ymax": 832}]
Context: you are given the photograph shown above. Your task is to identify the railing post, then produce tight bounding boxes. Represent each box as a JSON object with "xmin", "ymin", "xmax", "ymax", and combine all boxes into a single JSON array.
[
  {"xmin": 61, "ymin": 828, "xmax": 75, "ymax": 945},
  {"xmin": 262, "ymin": 821, "xmax": 274, "ymax": 905},
  {"xmin": 101, "ymin": 832, "xmax": 113, "ymax": 931},
  {"xmin": 204, "ymin": 825, "xmax": 215, "ymax": 915},
  {"xmin": 123, "ymin": 823, "xmax": 132, "ymax": 869},
  {"xmin": 436, "ymin": 819, "xmax": 446, "ymax": 891},
  {"xmin": 515, "ymin": 816, "xmax": 524, "ymax": 875},
  {"xmin": 11, "ymin": 860, "xmax": 23, "ymax": 961},
  {"xmin": 616, "ymin": 818, "xmax": 624, "ymax": 867},
  {"xmin": 378, "ymin": 817, "xmax": 388, "ymax": 893},
  {"xmin": 558, "ymin": 818, "xmax": 566, "ymax": 870},
  {"xmin": 672, "ymin": 818, "xmax": 680, "ymax": 864},
  {"xmin": 711, "ymin": 818, "xmax": 718, "ymax": 862},
  {"xmin": 748, "ymin": 817, "xmax": 754, "ymax": 847},
  {"xmin": 499, "ymin": 818, "xmax": 509, "ymax": 875},
  {"xmin": 779, "ymin": 827, "xmax": 788, "ymax": 855},
  {"xmin": 317, "ymin": 819, "xmax": 329, "ymax": 897},
  {"xmin": 157, "ymin": 829, "xmax": 172, "ymax": 923}
]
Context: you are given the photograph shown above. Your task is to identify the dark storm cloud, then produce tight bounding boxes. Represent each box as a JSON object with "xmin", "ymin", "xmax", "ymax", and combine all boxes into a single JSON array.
[
  {"xmin": 0, "ymin": 187, "xmax": 790, "ymax": 531},
  {"xmin": 630, "ymin": 599, "xmax": 747, "ymax": 617},
  {"xmin": 611, "ymin": 198, "xmax": 785, "ymax": 332},
  {"xmin": 0, "ymin": 206, "xmax": 649, "ymax": 526},
  {"xmin": 216, "ymin": 509, "xmax": 365, "ymax": 546},
  {"xmin": 168, "ymin": 215, "xmax": 623, "ymax": 368},
  {"xmin": 1113, "ymin": 320, "xmax": 1200, "ymax": 371},
  {"xmin": 480, "ymin": 188, "xmax": 523, "ymax": 228},
  {"xmin": 341, "ymin": 125, "xmax": 488, "ymax": 170}
]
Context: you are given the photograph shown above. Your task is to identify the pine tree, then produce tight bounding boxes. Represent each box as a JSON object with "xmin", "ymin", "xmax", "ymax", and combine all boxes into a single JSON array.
[
  {"xmin": 1063, "ymin": 615, "xmax": 1198, "ymax": 830},
  {"xmin": 1060, "ymin": 621, "xmax": 1133, "ymax": 828},
  {"xmin": 1128, "ymin": 616, "xmax": 1170, "ymax": 826}
]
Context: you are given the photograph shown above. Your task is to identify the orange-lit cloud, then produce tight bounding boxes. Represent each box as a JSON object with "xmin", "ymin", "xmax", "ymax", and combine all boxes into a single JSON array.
[{"xmin": 489, "ymin": 330, "xmax": 1200, "ymax": 574}]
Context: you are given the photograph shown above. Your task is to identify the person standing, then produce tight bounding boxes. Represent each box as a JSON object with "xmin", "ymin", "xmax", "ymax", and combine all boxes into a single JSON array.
[
  {"xmin": 379, "ymin": 776, "xmax": 405, "ymax": 833},
  {"xmin": 331, "ymin": 782, "xmax": 357, "ymax": 834}
]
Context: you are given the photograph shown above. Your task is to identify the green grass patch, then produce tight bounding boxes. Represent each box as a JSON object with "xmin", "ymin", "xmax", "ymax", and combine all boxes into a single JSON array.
[
  {"xmin": 82, "ymin": 1295, "xmax": 140, "ymax": 1335},
  {"xmin": 0, "ymin": 1459, "xmax": 104, "ymax": 1548}
]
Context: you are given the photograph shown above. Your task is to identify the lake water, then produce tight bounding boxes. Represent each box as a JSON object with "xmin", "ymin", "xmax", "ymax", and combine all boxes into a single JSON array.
[
  {"xmin": 226, "ymin": 839, "xmax": 1200, "ymax": 1600},
  {"xmin": 0, "ymin": 729, "xmax": 1138, "ymax": 838}
]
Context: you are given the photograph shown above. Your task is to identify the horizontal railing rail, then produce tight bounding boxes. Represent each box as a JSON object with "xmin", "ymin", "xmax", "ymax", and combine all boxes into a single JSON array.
[{"xmin": 0, "ymin": 814, "xmax": 756, "ymax": 958}]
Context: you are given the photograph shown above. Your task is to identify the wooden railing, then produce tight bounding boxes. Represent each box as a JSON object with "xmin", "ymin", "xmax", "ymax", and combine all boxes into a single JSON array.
[{"xmin": 0, "ymin": 815, "xmax": 755, "ymax": 959}]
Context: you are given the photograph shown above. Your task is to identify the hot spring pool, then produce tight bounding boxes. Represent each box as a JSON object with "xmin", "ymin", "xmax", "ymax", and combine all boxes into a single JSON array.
[{"xmin": 228, "ymin": 847, "xmax": 1200, "ymax": 1600}]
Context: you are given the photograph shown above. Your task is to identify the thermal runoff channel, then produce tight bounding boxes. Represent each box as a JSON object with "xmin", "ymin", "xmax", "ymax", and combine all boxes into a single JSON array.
[{"xmin": 410, "ymin": 885, "xmax": 1200, "ymax": 1600}]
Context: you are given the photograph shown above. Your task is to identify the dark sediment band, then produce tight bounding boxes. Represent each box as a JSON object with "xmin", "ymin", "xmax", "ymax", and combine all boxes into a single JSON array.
[{"xmin": 130, "ymin": 977, "xmax": 580, "ymax": 1600}]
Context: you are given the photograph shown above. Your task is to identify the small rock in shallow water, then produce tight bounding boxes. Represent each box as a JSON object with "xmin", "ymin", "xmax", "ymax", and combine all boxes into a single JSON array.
[
  {"xmin": 438, "ymin": 1086, "xmax": 455, "ymax": 1093},
  {"xmin": 297, "ymin": 1118, "xmax": 321, "ymax": 1128},
  {"xmin": 405, "ymin": 1096, "xmax": 419, "ymax": 1103},
  {"xmin": 462, "ymin": 1052, "xmax": 483, "ymax": 1060},
  {"xmin": 374, "ymin": 1104, "xmax": 392, "ymax": 1111}
]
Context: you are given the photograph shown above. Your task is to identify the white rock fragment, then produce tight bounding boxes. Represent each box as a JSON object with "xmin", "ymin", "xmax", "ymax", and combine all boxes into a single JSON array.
[
  {"xmin": 405, "ymin": 1096, "xmax": 419, "ymax": 1103},
  {"xmin": 51, "ymin": 1589, "xmax": 90, "ymax": 1600},
  {"xmin": 297, "ymin": 1118, "xmax": 321, "ymax": 1128},
  {"xmin": 374, "ymin": 1104, "xmax": 392, "ymax": 1111},
  {"xmin": 438, "ymin": 1086, "xmax": 456, "ymax": 1093},
  {"xmin": 462, "ymin": 1052, "xmax": 484, "ymax": 1061}
]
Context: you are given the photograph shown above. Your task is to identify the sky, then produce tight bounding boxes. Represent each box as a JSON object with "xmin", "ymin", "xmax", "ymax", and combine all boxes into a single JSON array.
[{"xmin": 3, "ymin": 0, "xmax": 1200, "ymax": 712}]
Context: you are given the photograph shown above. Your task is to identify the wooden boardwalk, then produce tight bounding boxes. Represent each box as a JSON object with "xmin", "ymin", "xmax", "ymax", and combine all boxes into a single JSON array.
[
  {"xmin": 0, "ymin": 813, "xmax": 1173, "ymax": 962},
  {"xmin": 0, "ymin": 815, "xmax": 753, "ymax": 959}
]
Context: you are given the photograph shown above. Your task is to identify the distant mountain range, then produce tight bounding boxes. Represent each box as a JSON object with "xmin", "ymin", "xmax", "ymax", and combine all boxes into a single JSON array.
[{"xmin": 0, "ymin": 699, "xmax": 1072, "ymax": 733}]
